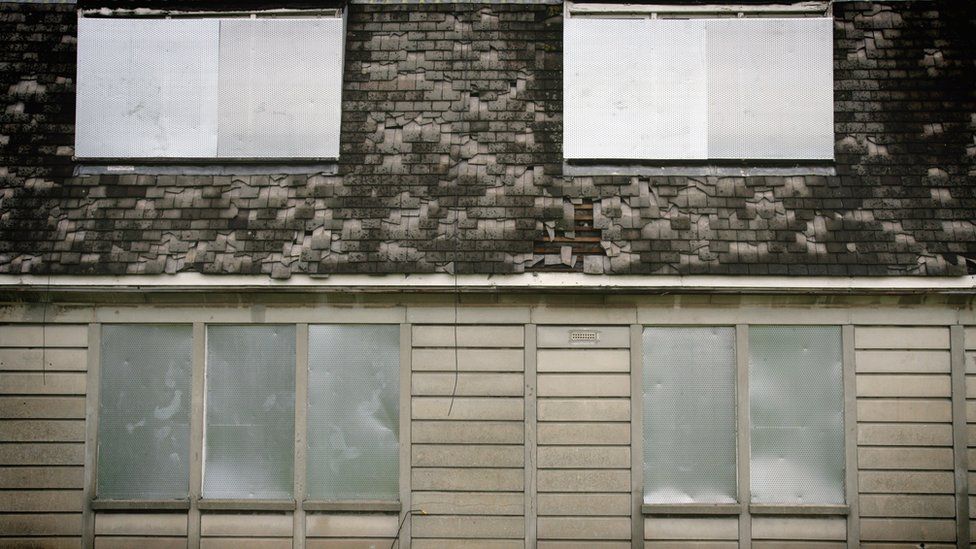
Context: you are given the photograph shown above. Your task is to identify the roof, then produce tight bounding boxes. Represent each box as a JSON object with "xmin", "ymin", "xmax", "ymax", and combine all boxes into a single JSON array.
[{"xmin": 0, "ymin": 1, "xmax": 974, "ymax": 278}]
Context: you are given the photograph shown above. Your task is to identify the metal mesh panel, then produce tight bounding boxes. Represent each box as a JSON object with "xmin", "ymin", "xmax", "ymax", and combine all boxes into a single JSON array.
[
  {"xmin": 643, "ymin": 327, "xmax": 737, "ymax": 503},
  {"xmin": 217, "ymin": 18, "xmax": 344, "ymax": 158},
  {"xmin": 563, "ymin": 18, "xmax": 707, "ymax": 160},
  {"xmin": 75, "ymin": 18, "xmax": 219, "ymax": 158},
  {"xmin": 97, "ymin": 325, "xmax": 192, "ymax": 499},
  {"xmin": 749, "ymin": 325, "xmax": 844, "ymax": 504},
  {"xmin": 306, "ymin": 325, "xmax": 400, "ymax": 500},
  {"xmin": 706, "ymin": 18, "xmax": 834, "ymax": 160},
  {"xmin": 564, "ymin": 16, "xmax": 832, "ymax": 160},
  {"xmin": 204, "ymin": 325, "xmax": 295, "ymax": 499}
]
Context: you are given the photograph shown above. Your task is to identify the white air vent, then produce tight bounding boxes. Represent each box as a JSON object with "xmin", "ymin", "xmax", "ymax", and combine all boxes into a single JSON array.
[{"xmin": 569, "ymin": 329, "xmax": 600, "ymax": 344}]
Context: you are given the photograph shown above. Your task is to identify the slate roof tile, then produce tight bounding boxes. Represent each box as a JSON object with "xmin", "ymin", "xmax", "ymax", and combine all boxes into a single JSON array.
[{"xmin": 0, "ymin": 1, "xmax": 974, "ymax": 278}]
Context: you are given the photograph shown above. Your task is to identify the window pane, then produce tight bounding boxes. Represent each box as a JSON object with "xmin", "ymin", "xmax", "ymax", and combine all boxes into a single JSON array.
[
  {"xmin": 643, "ymin": 327, "xmax": 737, "ymax": 503},
  {"xmin": 749, "ymin": 326, "xmax": 844, "ymax": 504},
  {"xmin": 307, "ymin": 325, "xmax": 399, "ymax": 500},
  {"xmin": 217, "ymin": 18, "xmax": 344, "ymax": 158},
  {"xmin": 76, "ymin": 18, "xmax": 219, "ymax": 158},
  {"xmin": 204, "ymin": 325, "xmax": 295, "ymax": 499},
  {"xmin": 97, "ymin": 325, "xmax": 192, "ymax": 499}
]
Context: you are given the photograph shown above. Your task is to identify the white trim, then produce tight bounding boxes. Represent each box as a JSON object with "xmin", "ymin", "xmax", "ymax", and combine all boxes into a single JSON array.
[
  {"xmin": 566, "ymin": 1, "xmax": 830, "ymax": 17},
  {"xmin": 2, "ymin": 273, "xmax": 975, "ymax": 293}
]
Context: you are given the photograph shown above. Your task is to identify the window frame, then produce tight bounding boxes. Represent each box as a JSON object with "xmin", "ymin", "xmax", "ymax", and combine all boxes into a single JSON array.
[
  {"xmin": 88, "ymin": 322, "xmax": 404, "ymax": 512},
  {"xmin": 637, "ymin": 324, "xmax": 853, "ymax": 521}
]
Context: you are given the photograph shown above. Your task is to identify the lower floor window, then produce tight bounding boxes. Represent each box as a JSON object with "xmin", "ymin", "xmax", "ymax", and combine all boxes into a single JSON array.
[
  {"xmin": 95, "ymin": 323, "xmax": 400, "ymax": 502},
  {"xmin": 97, "ymin": 325, "xmax": 193, "ymax": 500},
  {"xmin": 306, "ymin": 325, "xmax": 400, "ymax": 500},
  {"xmin": 642, "ymin": 325, "xmax": 845, "ymax": 505},
  {"xmin": 204, "ymin": 325, "xmax": 296, "ymax": 499},
  {"xmin": 750, "ymin": 325, "xmax": 845, "ymax": 504}
]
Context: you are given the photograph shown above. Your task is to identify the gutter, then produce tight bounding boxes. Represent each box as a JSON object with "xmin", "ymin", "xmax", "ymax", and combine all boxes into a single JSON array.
[{"xmin": 1, "ymin": 273, "xmax": 975, "ymax": 295}]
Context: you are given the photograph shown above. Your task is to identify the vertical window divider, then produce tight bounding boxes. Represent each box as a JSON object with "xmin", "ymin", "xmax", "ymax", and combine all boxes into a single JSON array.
[
  {"xmin": 951, "ymin": 325, "xmax": 970, "ymax": 547},
  {"xmin": 399, "ymin": 323, "xmax": 412, "ymax": 547},
  {"xmin": 629, "ymin": 324, "xmax": 644, "ymax": 549},
  {"xmin": 842, "ymin": 324, "xmax": 859, "ymax": 548},
  {"xmin": 524, "ymin": 323, "xmax": 537, "ymax": 549},
  {"xmin": 82, "ymin": 322, "xmax": 100, "ymax": 549},
  {"xmin": 189, "ymin": 322, "xmax": 206, "ymax": 547},
  {"xmin": 735, "ymin": 324, "xmax": 751, "ymax": 549},
  {"xmin": 294, "ymin": 324, "xmax": 309, "ymax": 549}
]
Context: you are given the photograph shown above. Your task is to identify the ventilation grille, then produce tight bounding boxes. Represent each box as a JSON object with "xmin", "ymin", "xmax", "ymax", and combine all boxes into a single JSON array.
[{"xmin": 569, "ymin": 329, "xmax": 600, "ymax": 344}]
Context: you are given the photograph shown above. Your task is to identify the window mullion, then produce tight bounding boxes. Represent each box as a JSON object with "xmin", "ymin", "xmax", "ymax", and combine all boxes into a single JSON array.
[
  {"xmin": 189, "ymin": 322, "xmax": 206, "ymax": 546},
  {"xmin": 294, "ymin": 324, "xmax": 309, "ymax": 549},
  {"xmin": 735, "ymin": 324, "xmax": 751, "ymax": 548},
  {"xmin": 83, "ymin": 323, "xmax": 101, "ymax": 549}
]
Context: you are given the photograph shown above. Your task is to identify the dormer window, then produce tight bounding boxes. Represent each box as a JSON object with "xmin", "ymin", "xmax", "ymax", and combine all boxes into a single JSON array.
[{"xmin": 563, "ymin": 4, "xmax": 834, "ymax": 162}]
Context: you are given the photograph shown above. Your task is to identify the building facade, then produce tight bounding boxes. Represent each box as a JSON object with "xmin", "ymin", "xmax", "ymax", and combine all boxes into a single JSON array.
[{"xmin": 0, "ymin": 0, "xmax": 975, "ymax": 547}]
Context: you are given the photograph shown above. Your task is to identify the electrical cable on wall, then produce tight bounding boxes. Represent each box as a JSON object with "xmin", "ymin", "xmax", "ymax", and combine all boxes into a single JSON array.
[
  {"xmin": 447, "ymin": 177, "xmax": 461, "ymax": 416},
  {"xmin": 40, "ymin": 274, "xmax": 51, "ymax": 385},
  {"xmin": 390, "ymin": 508, "xmax": 426, "ymax": 549}
]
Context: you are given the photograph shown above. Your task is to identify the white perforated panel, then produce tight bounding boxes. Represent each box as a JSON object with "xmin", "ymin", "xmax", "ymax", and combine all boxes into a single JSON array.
[
  {"xmin": 75, "ymin": 18, "xmax": 219, "ymax": 158},
  {"xmin": 707, "ymin": 18, "xmax": 834, "ymax": 160},
  {"xmin": 217, "ymin": 18, "xmax": 344, "ymax": 158},
  {"xmin": 564, "ymin": 18, "xmax": 707, "ymax": 160},
  {"xmin": 564, "ymin": 17, "xmax": 833, "ymax": 161}
]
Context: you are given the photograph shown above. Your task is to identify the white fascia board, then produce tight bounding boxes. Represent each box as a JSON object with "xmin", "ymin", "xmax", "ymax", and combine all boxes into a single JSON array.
[
  {"xmin": 0, "ymin": 273, "xmax": 974, "ymax": 294},
  {"xmin": 565, "ymin": 1, "xmax": 830, "ymax": 17}
]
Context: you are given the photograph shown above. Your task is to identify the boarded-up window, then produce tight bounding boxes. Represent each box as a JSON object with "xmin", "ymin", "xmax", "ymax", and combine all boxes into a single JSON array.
[
  {"xmin": 749, "ymin": 325, "xmax": 844, "ymax": 504},
  {"xmin": 97, "ymin": 325, "xmax": 192, "ymax": 499},
  {"xmin": 643, "ymin": 327, "xmax": 737, "ymax": 503},
  {"xmin": 563, "ymin": 17, "xmax": 833, "ymax": 160},
  {"xmin": 307, "ymin": 325, "xmax": 400, "ymax": 500},
  {"xmin": 204, "ymin": 325, "xmax": 296, "ymax": 499},
  {"xmin": 75, "ymin": 16, "xmax": 343, "ymax": 159}
]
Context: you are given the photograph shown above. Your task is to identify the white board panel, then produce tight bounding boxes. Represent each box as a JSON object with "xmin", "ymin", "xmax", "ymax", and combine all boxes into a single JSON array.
[
  {"xmin": 218, "ymin": 18, "xmax": 344, "ymax": 158},
  {"xmin": 564, "ymin": 16, "xmax": 833, "ymax": 161},
  {"xmin": 563, "ymin": 18, "xmax": 707, "ymax": 160},
  {"xmin": 75, "ymin": 18, "xmax": 219, "ymax": 158},
  {"xmin": 706, "ymin": 17, "xmax": 834, "ymax": 160}
]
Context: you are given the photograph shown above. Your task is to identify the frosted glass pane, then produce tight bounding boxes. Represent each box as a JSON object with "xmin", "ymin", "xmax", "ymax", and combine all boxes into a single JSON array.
[
  {"xmin": 307, "ymin": 325, "xmax": 399, "ymax": 500},
  {"xmin": 204, "ymin": 325, "xmax": 295, "ymax": 499},
  {"xmin": 217, "ymin": 18, "xmax": 344, "ymax": 158},
  {"xmin": 97, "ymin": 325, "xmax": 192, "ymax": 500},
  {"xmin": 750, "ymin": 326, "xmax": 844, "ymax": 504},
  {"xmin": 75, "ymin": 18, "xmax": 219, "ymax": 158},
  {"xmin": 643, "ymin": 327, "xmax": 737, "ymax": 503}
]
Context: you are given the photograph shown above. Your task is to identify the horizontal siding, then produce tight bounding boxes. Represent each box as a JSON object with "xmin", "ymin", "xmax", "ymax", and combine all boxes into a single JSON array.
[
  {"xmin": 0, "ymin": 324, "xmax": 87, "ymax": 548},
  {"xmin": 856, "ymin": 326, "xmax": 956, "ymax": 546},
  {"xmin": 538, "ymin": 340, "xmax": 631, "ymax": 546},
  {"xmin": 410, "ymin": 325, "xmax": 524, "ymax": 547},
  {"xmin": 751, "ymin": 517, "xmax": 846, "ymax": 542},
  {"xmin": 969, "ymin": 328, "xmax": 976, "ymax": 547},
  {"xmin": 644, "ymin": 517, "xmax": 738, "ymax": 541}
]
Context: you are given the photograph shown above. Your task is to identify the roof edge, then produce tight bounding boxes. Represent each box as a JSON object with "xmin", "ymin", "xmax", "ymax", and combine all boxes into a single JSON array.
[{"xmin": 1, "ymin": 273, "xmax": 974, "ymax": 294}]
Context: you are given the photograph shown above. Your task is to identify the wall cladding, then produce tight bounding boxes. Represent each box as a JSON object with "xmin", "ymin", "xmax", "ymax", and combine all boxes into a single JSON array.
[
  {"xmin": 0, "ymin": 2, "xmax": 974, "ymax": 277},
  {"xmin": 410, "ymin": 324, "xmax": 527, "ymax": 548},
  {"xmin": 0, "ymin": 323, "xmax": 88, "ymax": 548},
  {"xmin": 1, "ymin": 299, "xmax": 976, "ymax": 545},
  {"xmin": 855, "ymin": 326, "xmax": 957, "ymax": 546}
]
